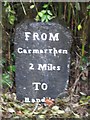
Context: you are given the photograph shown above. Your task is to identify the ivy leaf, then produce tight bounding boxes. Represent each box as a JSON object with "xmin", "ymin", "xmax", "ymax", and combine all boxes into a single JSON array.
[
  {"xmin": 47, "ymin": 15, "xmax": 52, "ymax": 20},
  {"xmin": 8, "ymin": 15, "xmax": 15, "ymax": 25},
  {"xmin": 8, "ymin": 65, "xmax": 16, "ymax": 72},
  {"xmin": 41, "ymin": 10, "xmax": 46, "ymax": 14},
  {"xmin": 5, "ymin": 5, "xmax": 11, "ymax": 13},
  {"xmin": 43, "ymin": 4, "xmax": 48, "ymax": 8},
  {"xmin": 47, "ymin": 10, "xmax": 53, "ymax": 15},
  {"xmin": 30, "ymin": 5, "xmax": 35, "ymax": 9},
  {"xmin": 35, "ymin": 15, "xmax": 40, "ymax": 21},
  {"xmin": 2, "ymin": 73, "xmax": 13, "ymax": 88},
  {"xmin": 78, "ymin": 24, "xmax": 82, "ymax": 31},
  {"xmin": 38, "ymin": 12, "xmax": 44, "ymax": 18},
  {"xmin": 46, "ymin": 18, "xmax": 49, "ymax": 22},
  {"xmin": 41, "ymin": 15, "xmax": 46, "ymax": 22}
]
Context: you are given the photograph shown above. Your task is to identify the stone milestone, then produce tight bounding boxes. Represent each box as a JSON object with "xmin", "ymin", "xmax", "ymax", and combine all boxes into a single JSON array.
[{"xmin": 14, "ymin": 21, "xmax": 72, "ymax": 103}]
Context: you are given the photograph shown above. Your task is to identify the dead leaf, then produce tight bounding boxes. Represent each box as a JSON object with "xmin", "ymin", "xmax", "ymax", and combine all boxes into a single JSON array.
[
  {"xmin": 8, "ymin": 108, "xmax": 15, "ymax": 113},
  {"xmin": 45, "ymin": 98, "xmax": 54, "ymax": 107}
]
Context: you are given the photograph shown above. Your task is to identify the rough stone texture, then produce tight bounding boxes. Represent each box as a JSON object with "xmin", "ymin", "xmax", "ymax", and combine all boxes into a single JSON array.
[{"xmin": 14, "ymin": 21, "xmax": 72, "ymax": 102}]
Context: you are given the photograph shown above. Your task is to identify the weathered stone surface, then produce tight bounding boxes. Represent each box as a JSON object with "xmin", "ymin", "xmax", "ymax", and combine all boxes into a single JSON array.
[{"xmin": 14, "ymin": 21, "xmax": 72, "ymax": 102}]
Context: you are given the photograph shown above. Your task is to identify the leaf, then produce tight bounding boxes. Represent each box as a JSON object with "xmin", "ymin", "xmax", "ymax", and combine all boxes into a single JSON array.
[
  {"xmin": 2, "ymin": 73, "xmax": 13, "ymax": 88},
  {"xmin": 41, "ymin": 15, "xmax": 46, "ymax": 22},
  {"xmin": 30, "ymin": 5, "xmax": 35, "ymax": 9},
  {"xmin": 52, "ymin": 106, "xmax": 65, "ymax": 114},
  {"xmin": 47, "ymin": 10, "xmax": 53, "ymax": 15},
  {"xmin": 35, "ymin": 15, "xmax": 40, "ymax": 21},
  {"xmin": 38, "ymin": 12, "xmax": 44, "ymax": 18},
  {"xmin": 2, "ymin": 58, "xmax": 6, "ymax": 64},
  {"xmin": 23, "ymin": 109, "xmax": 30, "ymax": 116},
  {"xmin": 8, "ymin": 108, "xmax": 15, "ymax": 113},
  {"xmin": 45, "ymin": 18, "xmax": 49, "ymax": 22},
  {"xmin": 73, "ymin": 112, "xmax": 80, "ymax": 118},
  {"xmin": 78, "ymin": 24, "xmax": 82, "ymax": 31},
  {"xmin": 41, "ymin": 10, "xmax": 46, "ymax": 14},
  {"xmin": 47, "ymin": 15, "xmax": 52, "ymax": 20},
  {"xmin": 52, "ymin": 106, "xmax": 59, "ymax": 111},
  {"xmin": 87, "ymin": 96, "xmax": 90, "ymax": 101},
  {"xmin": 8, "ymin": 65, "xmax": 16, "ymax": 72},
  {"xmin": 57, "ymin": 110, "xmax": 65, "ymax": 114},
  {"xmin": 8, "ymin": 15, "xmax": 15, "ymax": 25},
  {"xmin": 5, "ymin": 5, "xmax": 11, "ymax": 13},
  {"xmin": 43, "ymin": 4, "xmax": 48, "ymax": 8},
  {"xmin": 65, "ymin": 107, "xmax": 71, "ymax": 113},
  {"xmin": 82, "ymin": 56, "xmax": 88, "ymax": 63},
  {"xmin": 4, "ymin": 0, "xmax": 8, "ymax": 7},
  {"xmin": 75, "ymin": 3, "xmax": 80, "ymax": 11},
  {"xmin": 87, "ymin": 5, "xmax": 90, "ymax": 10},
  {"xmin": 41, "ymin": 109, "xmax": 48, "ymax": 114},
  {"xmin": 13, "ymin": 116, "xmax": 20, "ymax": 119},
  {"xmin": 45, "ymin": 98, "xmax": 54, "ymax": 106},
  {"xmin": 3, "ymin": 73, "xmax": 9, "ymax": 79},
  {"xmin": 38, "ymin": 115, "xmax": 45, "ymax": 119}
]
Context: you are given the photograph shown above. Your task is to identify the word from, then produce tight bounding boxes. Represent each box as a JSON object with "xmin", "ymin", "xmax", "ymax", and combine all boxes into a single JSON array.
[{"xmin": 25, "ymin": 32, "xmax": 59, "ymax": 41}]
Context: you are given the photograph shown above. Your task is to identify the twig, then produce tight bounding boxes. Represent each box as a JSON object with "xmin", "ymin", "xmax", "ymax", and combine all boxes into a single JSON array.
[
  {"xmin": 20, "ymin": 0, "xmax": 27, "ymax": 15},
  {"xmin": 32, "ymin": 102, "xmax": 39, "ymax": 114},
  {"xmin": 32, "ymin": 0, "xmax": 38, "ymax": 13},
  {"xmin": 0, "ymin": 22, "xmax": 10, "ymax": 37},
  {"xmin": 71, "ymin": 71, "xmax": 83, "ymax": 94}
]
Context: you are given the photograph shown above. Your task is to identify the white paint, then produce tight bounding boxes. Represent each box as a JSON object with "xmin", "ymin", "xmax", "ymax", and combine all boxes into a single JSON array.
[
  {"xmin": 49, "ymin": 33, "xmax": 59, "ymax": 41},
  {"xmin": 32, "ymin": 82, "xmax": 48, "ymax": 91},
  {"xmin": 25, "ymin": 32, "xmax": 59, "ymax": 41},
  {"xmin": 25, "ymin": 97, "xmax": 30, "ymax": 102},
  {"xmin": 25, "ymin": 32, "xmax": 31, "ymax": 41}
]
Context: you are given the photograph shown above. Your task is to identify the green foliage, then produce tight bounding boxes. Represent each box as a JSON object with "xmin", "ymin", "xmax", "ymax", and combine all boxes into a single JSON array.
[
  {"xmin": 1, "ymin": 92, "xmax": 90, "ymax": 119},
  {"xmin": 4, "ymin": 1, "xmax": 16, "ymax": 25},
  {"xmin": 78, "ymin": 24, "xmax": 82, "ymax": 31},
  {"xmin": 80, "ymin": 96, "xmax": 90, "ymax": 104},
  {"xmin": 87, "ymin": 4, "xmax": 90, "ymax": 16},
  {"xmin": 87, "ymin": 5, "xmax": 90, "ymax": 10},
  {"xmin": 2, "ymin": 56, "xmax": 15, "ymax": 88},
  {"xmin": 35, "ymin": 4, "xmax": 55, "ymax": 22},
  {"xmin": 8, "ymin": 65, "xmax": 16, "ymax": 72},
  {"xmin": 30, "ymin": 4, "xmax": 35, "ymax": 9},
  {"xmin": 8, "ymin": 15, "xmax": 16, "ymax": 25},
  {"xmin": 2, "ymin": 73, "xmax": 13, "ymax": 88},
  {"xmin": 1, "ymin": 3, "xmax": 90, "ymax": 119}
]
